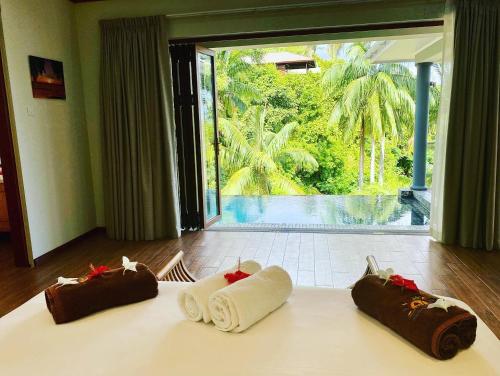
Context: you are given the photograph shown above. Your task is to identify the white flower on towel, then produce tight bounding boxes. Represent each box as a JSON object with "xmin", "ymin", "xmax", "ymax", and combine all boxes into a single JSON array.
[
  {"xmin": 122, "ymin": 256, "xmax": 138, "ymax": 274},
  {"xmin": 427, "ymin": 298, "xmax": 456, "ymax": 312},
  {"xmin": 56, "ymin": 277, "xmax": 79, "ymax": 286},
  {"xmin": 376, "ymin": 268, "xmax": 394, "ymax": 284}
]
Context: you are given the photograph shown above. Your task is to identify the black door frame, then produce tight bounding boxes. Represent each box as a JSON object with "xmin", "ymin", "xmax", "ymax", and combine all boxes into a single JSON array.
[
  {"xmin": 170, "ymin": 44, "xmax": 222, "ymax": 230},
  {"xmin": 0, "ymin": 52, "xmax": 30, "ymax": 267},
  {"xmin": 170, "ymin": 44, "xmax": 201, "ymax": 230}
]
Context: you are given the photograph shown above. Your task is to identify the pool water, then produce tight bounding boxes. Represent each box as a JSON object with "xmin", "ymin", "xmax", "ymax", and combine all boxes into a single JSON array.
[{"xmin": 217, "ymin": 195, "xmax": 429, "ymax": 227}]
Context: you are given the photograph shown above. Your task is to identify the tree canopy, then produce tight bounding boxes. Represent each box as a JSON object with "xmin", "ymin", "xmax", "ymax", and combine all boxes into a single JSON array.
[{"xmin": 214, "ymin": 43, "xmax": 440, "ymax": 196}]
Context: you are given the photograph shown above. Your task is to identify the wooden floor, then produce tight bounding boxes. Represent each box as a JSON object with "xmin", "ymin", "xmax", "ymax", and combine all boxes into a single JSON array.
[{"xmin": 1, "ymin": 229, "xmax": 499, "ymax": 338}]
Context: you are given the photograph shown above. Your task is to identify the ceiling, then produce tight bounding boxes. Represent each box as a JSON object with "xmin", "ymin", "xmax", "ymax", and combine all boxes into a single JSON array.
[{"xmin": 366, "ymin": 34, "xmax": 443, "ymax": 63}]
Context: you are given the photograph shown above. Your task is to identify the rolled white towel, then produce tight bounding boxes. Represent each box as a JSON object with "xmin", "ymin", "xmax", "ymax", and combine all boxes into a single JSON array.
[
  {"xmin": 208, "ymin": 266, "xmax": 293, "ymax": 333},
  {"xmin": 177, "ymin": 260, "xmax": 261, "ymax": 323}
]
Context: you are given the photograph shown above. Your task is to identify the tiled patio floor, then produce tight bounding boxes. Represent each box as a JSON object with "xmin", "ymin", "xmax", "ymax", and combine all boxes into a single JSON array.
[{"xmin": 183, "ymin": 231, "xmax": 449, "ymax": 294}]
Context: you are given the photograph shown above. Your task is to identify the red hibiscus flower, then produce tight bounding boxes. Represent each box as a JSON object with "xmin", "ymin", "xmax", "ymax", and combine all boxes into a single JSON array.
[
  {"xmin": 403, "ymin": 279, "xmax": 419, "ymax": 292},
  {"xmin": 87, "ymin": 264, "xmax": 110, "ymax": 280},
  {"xmin": 224, "ymin": 270, "xmax": 251, "ymax": 284},
  {"xmin": 389, "ymin": 274, "xmax": 418, "ymax": 292}
]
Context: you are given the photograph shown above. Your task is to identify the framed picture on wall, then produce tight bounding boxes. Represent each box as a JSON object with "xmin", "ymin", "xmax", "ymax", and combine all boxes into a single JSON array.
[{"xmin": 28, "ymin": 56, "xmax": 66, "ymax": 99}]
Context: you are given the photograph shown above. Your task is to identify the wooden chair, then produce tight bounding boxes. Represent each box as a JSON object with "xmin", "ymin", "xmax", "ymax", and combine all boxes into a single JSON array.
[
  {"xmin": 156, "ymin": 251, "xmax": 197, "ymax": 282},
  {"xmin": 348, "ymin": 255, "xmax": 380, "ymax": 289},
  {"xmin": 363, "ymin": 255, "xmax": 380, "ymax": 276}
]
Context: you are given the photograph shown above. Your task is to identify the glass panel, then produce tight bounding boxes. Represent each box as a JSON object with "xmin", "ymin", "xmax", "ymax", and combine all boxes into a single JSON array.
[{"xmin": 198, "ymin": 52, "xmax": 220, "ymax": 222}]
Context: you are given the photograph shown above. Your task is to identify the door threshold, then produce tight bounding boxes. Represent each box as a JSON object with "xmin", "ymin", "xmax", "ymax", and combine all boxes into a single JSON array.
[{"xmin": 208, "ymin": 224, "xmax": 429, "ymax": 235}]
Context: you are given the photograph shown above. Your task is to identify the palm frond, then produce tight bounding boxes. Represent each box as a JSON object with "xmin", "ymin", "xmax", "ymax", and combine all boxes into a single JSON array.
[
  {"xmin": 374, "ymin": 72, "xmax": 399, "ymax": 105},
  {"xmin": 270, "ymin": 173, "xmax": 305, "ymax": 195},
  {"xmin": 221, "ymin": 167, "xmax": 253, "ymax": 195},
  {"xmin": 218, "ymin": 118, "xmax": 253, "ymax": 161},
  {"xmin": 279, "ymin": 148, "xmax": 319, "ymax": 170},
  {"xmin": 267, "ymin": 121, "xmax": 298, "ymax": 157},
  {"xmin": 342, "ymin": 76, "xmax": 372, "ymax": 111},
  {"xmin": 328, "ymin": 101, "xmax": 344, "ymax": 126},
  {"xmin": 367, "ymin": 91, "xmax": 382, "ymax": 137},
  {"xmin": 250, "ymin": 150, "xmax": 277, "ymax": 174},
  {"xmin": 382, "ymin": 101, "xmax": 398, "ymax": 139},
  {"xmin": 253, "ymin": 106, "xmax": 266, "ymax": 152}
]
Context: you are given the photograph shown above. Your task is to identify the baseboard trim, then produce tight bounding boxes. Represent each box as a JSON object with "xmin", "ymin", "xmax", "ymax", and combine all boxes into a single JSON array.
[{"xmin": 34, "ymin": 227, "xmax": 106, "ymax": 266}]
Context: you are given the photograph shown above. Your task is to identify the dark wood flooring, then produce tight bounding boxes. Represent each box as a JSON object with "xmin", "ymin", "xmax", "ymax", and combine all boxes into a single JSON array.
[{"xmin": 0, "ymin": 229, "xmax": 498, "ymax": 338}]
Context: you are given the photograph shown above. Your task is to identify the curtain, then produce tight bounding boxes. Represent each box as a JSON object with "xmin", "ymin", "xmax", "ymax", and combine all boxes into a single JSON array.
[
  {"xmin": 439, "ymin": 0, "xmax": 499, "ymax": 250},
  {"xmin": 430, "ymin": 1, "xmax": 455, "ymax": 242},
  {"xmin": 100, "ymin": 16, "xmax": 180, "ymax": 240}
]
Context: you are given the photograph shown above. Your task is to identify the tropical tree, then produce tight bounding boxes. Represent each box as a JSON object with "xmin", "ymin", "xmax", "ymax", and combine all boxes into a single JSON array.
[
  {"xmin": 219, "ymin": 106, "xmax": 318, "ymax": 195},
  {"xmin": 216, "ymin": 50, "xmax": 261, "ymax": 118},
  {"xmin": 322, "ymin": 43, "xmax": 415, "ymax": 188}
]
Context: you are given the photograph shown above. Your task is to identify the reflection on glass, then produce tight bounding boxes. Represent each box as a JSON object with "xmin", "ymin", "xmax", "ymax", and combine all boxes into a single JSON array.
[{"xmin": 198, "ymin": 53, "xmax": 219, "ymax": 221}]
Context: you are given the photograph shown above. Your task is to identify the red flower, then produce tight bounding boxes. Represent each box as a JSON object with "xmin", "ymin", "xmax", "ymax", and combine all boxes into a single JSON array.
[
  {"xmin": 87, "ymin": 264, "xmax": 110, "ymax": 280},
  {"xmin": 224, "ymin": 270, "xmax": 251, "ymax": 284},
  {"xmin": 390, "ymin": 274, "xmax": 405, "ymax": 287},
  {"xmin": 389, "ymin": 274, "xmax": 419, "ymax": 292},
  {"xmin": 403, "ymin": 279, "xmax": 419, "ymax": 292}
]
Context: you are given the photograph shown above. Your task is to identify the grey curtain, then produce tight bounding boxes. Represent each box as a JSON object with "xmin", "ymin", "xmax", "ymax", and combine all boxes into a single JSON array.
[
  {"xmin": 100, "ymin": 16, "xmax": 180, "ymax": 240},
  {"xmin": 442, "ymin": 0, "xmax": 499, "ymax": 250}
]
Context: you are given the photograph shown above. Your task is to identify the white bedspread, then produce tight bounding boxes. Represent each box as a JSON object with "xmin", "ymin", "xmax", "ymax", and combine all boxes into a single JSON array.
[{"xmin": 0, "ymin": 282, "xmax": 498, "ymax": 376}]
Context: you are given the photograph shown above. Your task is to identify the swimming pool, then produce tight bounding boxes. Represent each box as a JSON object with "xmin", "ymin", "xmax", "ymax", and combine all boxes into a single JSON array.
[{"xmin": 214, "ymin": 195, "xmax": 429, "ymax": 231}]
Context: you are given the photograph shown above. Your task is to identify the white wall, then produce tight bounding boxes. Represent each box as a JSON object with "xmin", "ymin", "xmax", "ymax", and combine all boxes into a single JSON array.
[
  {"xmin": 0, "ymin": 0, "xmax": 96, "ymax": 259},
  {"xmin": 74, "ymin": 0, "xmax": 445, "ymax": 226}
]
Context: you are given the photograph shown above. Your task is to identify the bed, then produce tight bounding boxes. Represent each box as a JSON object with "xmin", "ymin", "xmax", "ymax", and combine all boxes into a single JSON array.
[{"xmin": 0, "ymin": 282, "xmax": 498, "ymax": 375}]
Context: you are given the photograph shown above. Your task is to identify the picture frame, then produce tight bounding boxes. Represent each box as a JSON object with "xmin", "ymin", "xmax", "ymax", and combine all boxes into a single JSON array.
[{"xmin": 28, "ymin": 56, "xmax": 66, "ymax": 99}]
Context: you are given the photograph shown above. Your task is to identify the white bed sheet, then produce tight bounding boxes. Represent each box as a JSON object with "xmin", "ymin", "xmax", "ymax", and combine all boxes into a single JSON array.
[{"xmin": 0, "ymin": 282, "xmax": 498, "ymax": 376}]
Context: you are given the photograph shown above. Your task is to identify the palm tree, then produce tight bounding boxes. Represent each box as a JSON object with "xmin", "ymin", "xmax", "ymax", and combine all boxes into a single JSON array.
[
  {"xmin": 322, "ymin": 43, "xmax": 415, "ymax": 188},
  {"xmin": 219, "ymin": 106, "xmax": 318, "ymax": 195},
  {"xmin": 216, "ymin": 50, "xmax": 261, "ymax": 118}
]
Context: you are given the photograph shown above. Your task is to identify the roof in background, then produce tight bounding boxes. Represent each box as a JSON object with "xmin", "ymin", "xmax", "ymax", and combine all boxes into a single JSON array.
[{"xmin": 260, "ymin": 52, "xmax": 315, "ymax": 64}]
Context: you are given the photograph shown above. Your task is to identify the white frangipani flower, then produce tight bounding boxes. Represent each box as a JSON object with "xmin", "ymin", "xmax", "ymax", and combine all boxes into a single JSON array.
[
  {"xmin": 56, "ymin": 277, "xmax": 79, "ymax": 286},
  {"xmin": 376, "ymin": 267, "xmax": 394, "ymax": 284},
  {"xmin": 122, "ymin": 256, "xmax": 138, "ymax": 274},
  {"xmin": 427, "ymin": 298, "xmax": 456, "ymax": 312}
]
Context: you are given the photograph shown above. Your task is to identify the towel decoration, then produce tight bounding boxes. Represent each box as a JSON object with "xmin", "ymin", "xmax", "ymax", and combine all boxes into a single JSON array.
[
  {"xmin": 388, "ymin": 274, "xmax": 419, "ymax": 292},
  {"xmin": 86, "ymin": 264, "xmax": 110, "ymax": 281},
  {"xmin": 427, "ymin": 298, "xmax": 457, "ymax": 312},
  {"xmin": 55, "ymin": 277, "xmax": 79, "ymax": 287},
  {"xmin": 122, "ymin": 256, "xmax": 138, "ymax": 274},
  {"xmin": 45, "ymin": 257, "xmax": 158, "ymax": 324},
  {"xmin": 376, "ymin": 268, "xmax": 393, "ymax": 284},
  {"xmin": 209, "ymin": 266, "xmax": 293, "ymax": 333},
  {"xmin": 352, "ymin": 274, "xmax": 477, "ymax": 360},
  {"xmin": 224, "ymin": 258, "xmax": 251, "ymax": 284},
  {"xmin": 178, "ymin": 260, "xmax": 262, "ymax": 323}
]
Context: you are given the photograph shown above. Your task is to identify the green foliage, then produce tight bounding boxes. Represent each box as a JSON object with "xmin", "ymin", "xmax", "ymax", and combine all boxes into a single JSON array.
[
  {"xmin": 219, "ymin": 107, "xmax": 318, "ymax": 195},
  {"xmin": 215, "ymin": 44, "xmax": 440, "ymax": 196}
]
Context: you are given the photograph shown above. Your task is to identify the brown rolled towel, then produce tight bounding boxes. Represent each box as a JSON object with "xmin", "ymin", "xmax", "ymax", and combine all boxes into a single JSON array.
[
  {"xmin": 45, "ymin": 263, "xmax": 158, "ymax": 324},
  {"xmin": 352, "ymin": 275, "xmax": 477, "ymax": 360}
]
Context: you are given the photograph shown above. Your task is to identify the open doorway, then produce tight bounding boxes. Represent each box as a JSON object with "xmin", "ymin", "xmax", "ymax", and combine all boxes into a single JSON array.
[
  {"xmin": 171, "ymin": 24, "xmax": 443, "ymax": 234},
  {"xmin": 0, "ymin": 162, "xmax": 11, "ymax": 272},
  {"xmin": 0, "ymin": 49, "xmax": 30, "ymax": 266},
  {"xmin": 213, "ymin": 40, "xmax": 440, "ymax": 233}
]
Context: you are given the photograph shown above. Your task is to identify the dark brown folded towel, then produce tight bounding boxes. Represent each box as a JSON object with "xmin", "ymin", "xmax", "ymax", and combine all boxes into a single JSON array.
[
  {"xmin": 45, "ymin": 263, "xmax": 158, "ymax": 324},
  {"xmin": 352, "ymin": 275, "xmax": 477, "ymax": 360}
]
